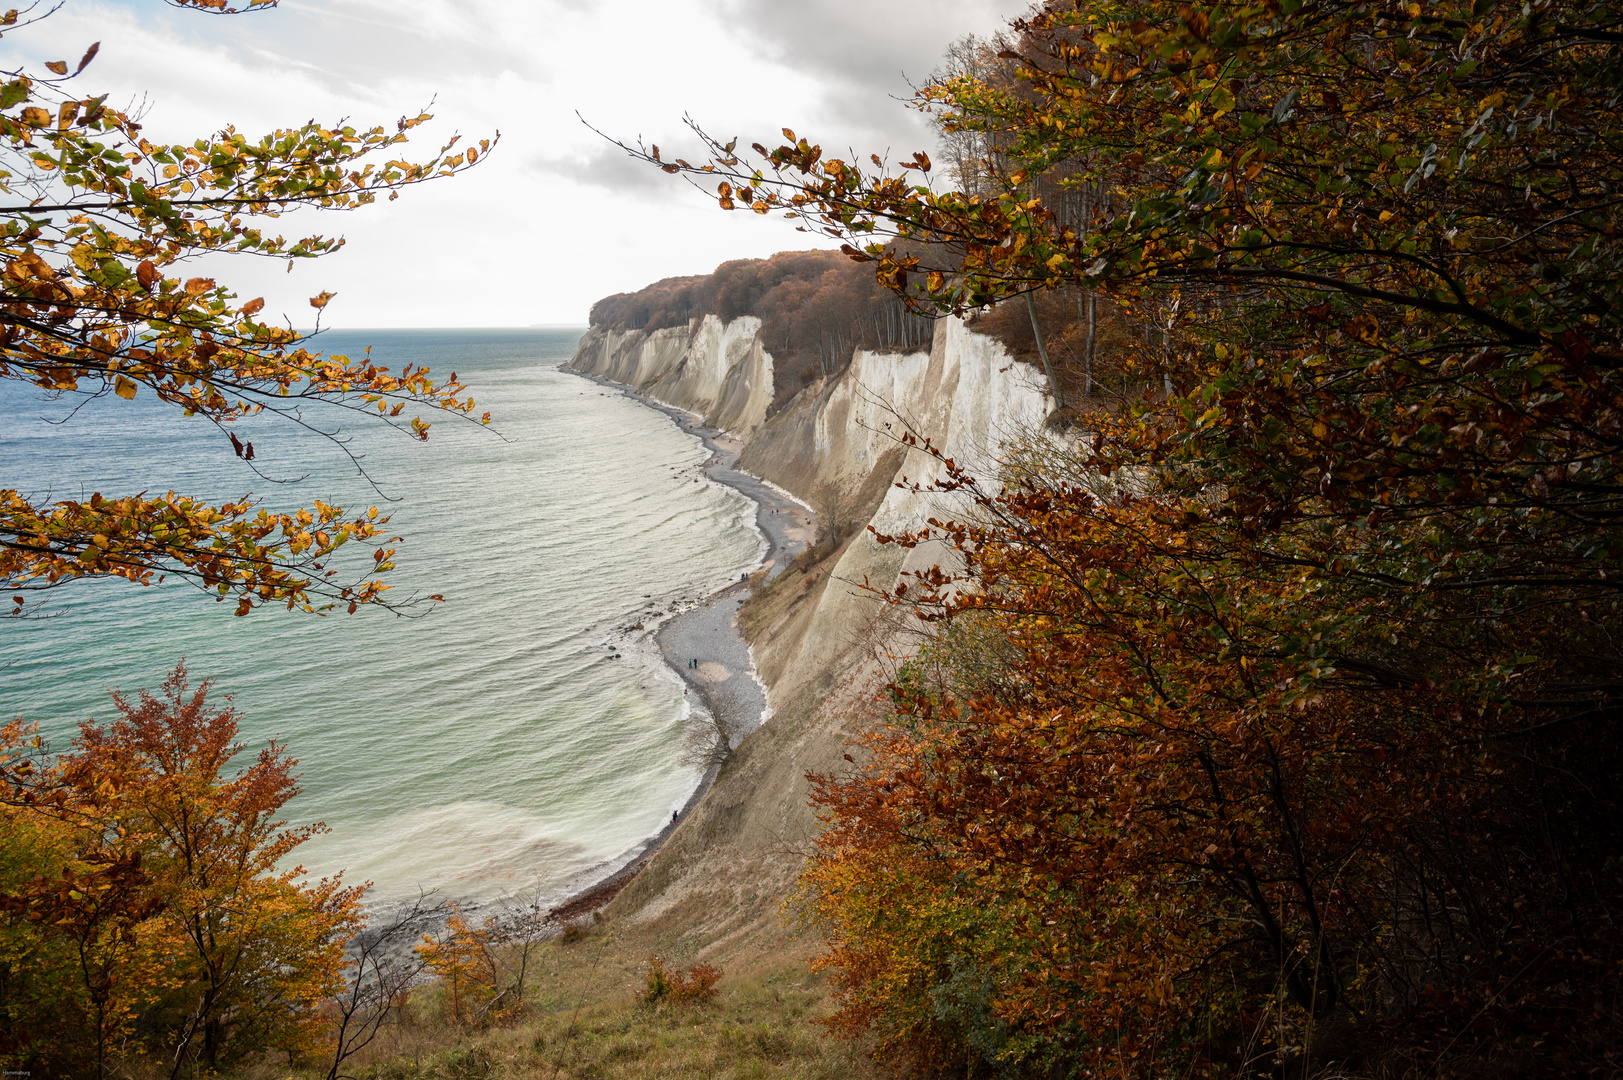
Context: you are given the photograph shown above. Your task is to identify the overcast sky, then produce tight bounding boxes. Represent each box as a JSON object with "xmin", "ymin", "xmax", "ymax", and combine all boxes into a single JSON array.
[{"xmin": 14, "ymin": 0, "xmax": 1020, "ymax": 327}]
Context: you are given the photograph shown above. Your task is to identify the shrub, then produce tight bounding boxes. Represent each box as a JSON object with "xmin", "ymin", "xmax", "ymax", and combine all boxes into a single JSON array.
[
  {"xmin": 642, "ymin": 956, "xmax": 721, "ymax": 1005},
  {"xmin": 415, "ymin": 906, "xmax": 500, "ymax": 1026}
]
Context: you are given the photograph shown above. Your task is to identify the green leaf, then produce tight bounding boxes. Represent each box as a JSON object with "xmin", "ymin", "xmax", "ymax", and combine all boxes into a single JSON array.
[{"xmin": 1271, "ymin": 89, "xmax": 1299, "ymax": 125}]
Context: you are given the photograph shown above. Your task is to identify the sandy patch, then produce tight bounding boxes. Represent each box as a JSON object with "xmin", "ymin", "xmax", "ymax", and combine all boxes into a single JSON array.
[{"xmin": 697, "ymin": 661, "xmax": 731, "ymax": 682}]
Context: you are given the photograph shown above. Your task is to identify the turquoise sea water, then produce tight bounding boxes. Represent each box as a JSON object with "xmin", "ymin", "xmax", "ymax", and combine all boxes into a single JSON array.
[{"xmin": 0, "ymin": 329, "xmax": 762, "ymax": 907}]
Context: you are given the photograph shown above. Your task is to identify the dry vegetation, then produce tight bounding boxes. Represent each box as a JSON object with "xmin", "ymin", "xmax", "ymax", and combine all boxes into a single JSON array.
[{"xmin": 224, "ymin": 915, "xmax": 876, "ymax": 1080}]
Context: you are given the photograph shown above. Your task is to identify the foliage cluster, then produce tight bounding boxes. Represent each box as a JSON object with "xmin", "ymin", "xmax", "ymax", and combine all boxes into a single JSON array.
[
  {"xmin": 0, "ymin": 663, "xmax": 361, "ymax": 1077},
  {"xmin": 639, "ymin": 0, "xmax": 1623, "ymax": 1074},
  {"xmin": 0, "ymin": 0, "xmax": 490, "ymax": 618}
]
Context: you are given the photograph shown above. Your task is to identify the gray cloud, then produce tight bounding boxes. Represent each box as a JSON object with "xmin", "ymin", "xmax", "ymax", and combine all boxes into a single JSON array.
[
  {"xmin": 710, "ymin": 0, "xmax": 1016, "ymax": 153},
  {"xmin": 29, "ymin": 0, "xmax": 1025, "ymax": 325},
  {"xmin": 532, "ymin": 141, "xmax": 693, "ymax": 197}
]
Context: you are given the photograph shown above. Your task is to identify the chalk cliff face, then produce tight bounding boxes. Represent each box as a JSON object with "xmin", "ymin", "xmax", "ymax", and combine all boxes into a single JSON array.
[
  {"xmin": 566, "ymin": 307, "xmax": 1050, "ymax": 940},
  {"xmin": 570, "ymin": 315, "xmax": 775, "ymax": 439},
  {"xmin": 569, "ymin": 313, "xmax": 1048, "ymax": 510},
  {"xmin": 737, "ymin": 317, "xmax": 1050, "ymax": 704}
]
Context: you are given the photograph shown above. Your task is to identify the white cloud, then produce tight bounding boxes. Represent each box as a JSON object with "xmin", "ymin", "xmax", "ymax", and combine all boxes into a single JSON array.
[{"xmin": 14, "ymin": 0, "xmax": 1020, "ymax": 326}]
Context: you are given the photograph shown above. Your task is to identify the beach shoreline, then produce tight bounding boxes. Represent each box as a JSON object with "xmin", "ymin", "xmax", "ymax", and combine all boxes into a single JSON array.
[{"xmin": 537, "ymin": 366, "xmax": 816, "ymax": 923}]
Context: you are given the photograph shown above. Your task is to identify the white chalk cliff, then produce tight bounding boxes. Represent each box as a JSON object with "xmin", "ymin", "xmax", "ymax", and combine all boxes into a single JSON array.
[
  {"xmin": 571, "ymin": 315, "xmax": 776, "ymax": 440},
  {"xmin": 566, "ymin": 310, "xmax": 1051, "ymax": 938}
]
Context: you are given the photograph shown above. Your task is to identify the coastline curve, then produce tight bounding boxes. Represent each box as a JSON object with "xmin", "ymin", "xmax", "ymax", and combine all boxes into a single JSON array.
[{"xmin": 538, "ymin": 365, "xmax": 817, "ymax": 923}]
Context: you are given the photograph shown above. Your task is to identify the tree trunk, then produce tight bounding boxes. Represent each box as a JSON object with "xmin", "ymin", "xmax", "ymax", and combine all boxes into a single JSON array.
[
  {"xmin": 1082, "ymin": 292, "xmax": 1096, "ymax": 396},
  {"xmin": 1025, "ymin": 292, "xmax": 1064, "ymax": 411}
]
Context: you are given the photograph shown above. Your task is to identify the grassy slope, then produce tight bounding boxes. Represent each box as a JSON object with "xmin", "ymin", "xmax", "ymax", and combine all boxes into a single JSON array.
[{"xmin": 248, "ymin": 915, "xmax": 877, "ymax": 1080}]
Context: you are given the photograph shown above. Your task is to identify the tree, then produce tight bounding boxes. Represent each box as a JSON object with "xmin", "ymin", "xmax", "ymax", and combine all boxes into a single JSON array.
[
  {"xmin": 631, "ymin": 0, "xmax": 1623, "ymax": 1073},
  {"xmin": 414, "ymin": 905, "xmax": 499, "ymax": 1027},
  {"xmin": 680, "ymin": 682, "xmax": 753, "ymax": 772},
  {"xmin": 66, "ymin": 663, "xmax": 364, "ymax": 1072},
  {"xmin": 321, "ymin": 891, "xmax": 447, "ymax": 1080},
  {"xmin": 0, "ymin": 738, "xmax": 169, "ymax": 1079},
  {"xmin": 802, "ymin": 429, "xmax": 1623, "ymax": 1076},
  {"xmin": 0, "ymin": 820, "xmax": 166, "ymax": 1079},
  {"xmin": 1, "ymin": 0, "xmax": 493, "ymax": 618},
  {"xmin": 0, "ymin": 665, "xmax": 363, "ymax": 1076}
]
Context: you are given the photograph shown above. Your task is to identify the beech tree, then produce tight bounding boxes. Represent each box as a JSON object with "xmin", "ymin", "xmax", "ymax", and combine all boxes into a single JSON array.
[
  {"xmin": 0, "ymin": 0, "xmax": 492, "ymax": 618},
  {"xmin": 69, "ymin": 664, "xmax": 363, "ymax": 1071},
  {"xmin": 0, "ymin": 664, "xmax": 362, "ymax": 1075},
  {"xmin": 414, "ymin": 905, "xmax": 501, "ymax": 1027}
]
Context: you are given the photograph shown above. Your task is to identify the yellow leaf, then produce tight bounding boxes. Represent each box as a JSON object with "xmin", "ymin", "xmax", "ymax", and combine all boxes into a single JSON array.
[{"xmin": 114, "ymin": 375, "xmax": 138, "ymax": 399}]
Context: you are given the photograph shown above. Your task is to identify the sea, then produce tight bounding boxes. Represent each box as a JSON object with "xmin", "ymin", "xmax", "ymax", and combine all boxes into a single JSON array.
[{"xmin": 0, "ymin": 328, "xmax": 764, "ymax": 910}]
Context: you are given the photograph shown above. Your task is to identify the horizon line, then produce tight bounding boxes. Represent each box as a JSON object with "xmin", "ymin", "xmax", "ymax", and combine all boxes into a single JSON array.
[{"xmin": 296, "ymin": 324, "xmax": 591, "ymax": 331}]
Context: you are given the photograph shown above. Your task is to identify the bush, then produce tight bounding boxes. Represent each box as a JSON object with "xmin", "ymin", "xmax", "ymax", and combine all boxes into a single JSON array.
[{"xmin": 642, "ymin": 956, "xmax": 722, "ymax": 1005}]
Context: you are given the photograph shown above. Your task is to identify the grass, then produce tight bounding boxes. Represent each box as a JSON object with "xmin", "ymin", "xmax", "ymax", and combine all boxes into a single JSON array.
[{"xmin": 237, "ymin": 917, "xmax": 878, "ymax": 1080}]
